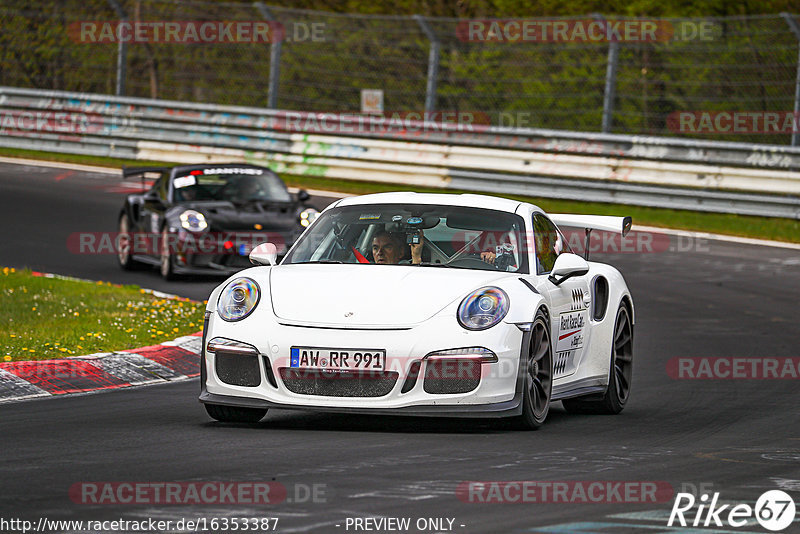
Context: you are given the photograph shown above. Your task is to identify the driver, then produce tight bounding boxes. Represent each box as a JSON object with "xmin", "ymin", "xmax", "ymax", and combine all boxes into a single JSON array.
[
  {"xmin": 371, "ymin": 230, "xmax": 497, "ymax": 265},
  {"xmin": 236, "ymin": 176, "xmax": 263, "ymax": 201},
  {"xmin": 371, "ymin": 231, "xmax": 406, "ymax": 264}
]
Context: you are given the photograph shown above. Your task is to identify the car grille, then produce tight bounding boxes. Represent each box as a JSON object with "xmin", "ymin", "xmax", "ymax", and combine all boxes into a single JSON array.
[
  {"xmin": 215, "ymin": 353, "xmax": 261, "ymax": 387},
  {"xmin": 278, "ymin": 368, "xmax": 398, "ymax": 397},
  {"xmin": 423, "ymin": 359, "xmax": 481, "ymax": 394}
]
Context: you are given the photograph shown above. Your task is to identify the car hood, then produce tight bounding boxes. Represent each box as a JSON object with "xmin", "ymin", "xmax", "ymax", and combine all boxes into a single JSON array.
[{"xmin": 269, "ymin": 264, "xmax": 509, "ymax": 327}]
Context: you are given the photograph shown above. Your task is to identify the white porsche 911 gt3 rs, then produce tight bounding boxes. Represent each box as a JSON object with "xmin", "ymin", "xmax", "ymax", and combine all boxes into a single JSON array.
[{"xmin": 199, "ymin": 192, "xmax": 635, "ymax": 429}]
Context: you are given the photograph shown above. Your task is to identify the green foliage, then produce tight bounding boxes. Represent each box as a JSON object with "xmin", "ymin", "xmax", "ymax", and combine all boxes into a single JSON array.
[{"xmin": 0, "ymin": 1, "xmax": 798, "ymax": 142}]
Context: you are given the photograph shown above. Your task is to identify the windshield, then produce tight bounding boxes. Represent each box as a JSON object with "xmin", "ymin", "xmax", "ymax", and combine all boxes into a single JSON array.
[
  {"xmin": 172, "ymin": 168, "xmax": 292, "ymax": 203},
  {"xmin": 283, "ymin": 203, "xmax": 529, "ymax": 273}
]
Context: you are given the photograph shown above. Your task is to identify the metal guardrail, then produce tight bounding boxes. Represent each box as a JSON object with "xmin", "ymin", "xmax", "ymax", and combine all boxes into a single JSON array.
[{"xmin": 0, "ymin": 86, "xmax": 799, "ymax": 219}]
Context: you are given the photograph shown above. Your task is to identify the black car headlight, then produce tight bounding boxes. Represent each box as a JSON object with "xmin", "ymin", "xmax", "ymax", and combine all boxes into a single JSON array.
[
  {"xmin": 179, "ymin": 210, "xmax": 208, "ymax": 232},
  {"xmin": 217, "ymin": 277, "xmax": 260, "ymax": 321},
  {"xmin": 457, "ymin": 287, "xmax": 509, "ymax": 330}
]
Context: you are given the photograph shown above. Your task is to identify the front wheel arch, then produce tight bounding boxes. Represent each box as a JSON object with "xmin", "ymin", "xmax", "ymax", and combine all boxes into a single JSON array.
[
  {"xmin": 117, "ymin": 210, "xmax": 143, "ymax": 270},
  {"xmin": 159, "ymin": 225, "xmax": 178, "ymax": 280},
  {"xmin": 621, "ymin": 294, "xmax": 634, "ymax": 325},
  {"xmin": 515, "ymin": 308, "xmax": 553, "ymax": 430}
]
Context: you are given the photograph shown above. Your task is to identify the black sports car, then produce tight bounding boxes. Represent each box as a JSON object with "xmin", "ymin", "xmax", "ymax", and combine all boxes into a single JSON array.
[{"xmin": 117, "ymin": 163, "xmax": 318, "ymax": 279}]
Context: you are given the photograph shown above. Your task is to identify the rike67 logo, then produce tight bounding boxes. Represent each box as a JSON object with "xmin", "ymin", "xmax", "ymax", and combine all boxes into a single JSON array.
[{"xmin": 669, "ymin": 490, "xmax": 796, "ymax": 531}]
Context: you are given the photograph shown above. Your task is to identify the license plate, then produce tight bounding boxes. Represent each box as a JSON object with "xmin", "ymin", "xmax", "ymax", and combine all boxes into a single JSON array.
[{"xmin": 290, "ymin": 347, "xmax": 385, "ymax": 371}]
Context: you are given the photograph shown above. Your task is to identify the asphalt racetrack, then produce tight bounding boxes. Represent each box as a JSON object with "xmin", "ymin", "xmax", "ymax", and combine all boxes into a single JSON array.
[{"xmin": 1, "ymin": 161, "xmax": 799, "ymax": 533}]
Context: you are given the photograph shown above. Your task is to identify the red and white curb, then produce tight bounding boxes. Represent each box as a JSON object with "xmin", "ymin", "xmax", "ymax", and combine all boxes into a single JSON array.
[{"xmin": 0, "ymin": 333, "xmax": 202, "ymax": 403}]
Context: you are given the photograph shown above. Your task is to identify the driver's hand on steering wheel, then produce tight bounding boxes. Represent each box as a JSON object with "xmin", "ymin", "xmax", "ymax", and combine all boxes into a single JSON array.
[{"xmin": 480, "ymin": 251, "xmax": 496, "ymax": 264}]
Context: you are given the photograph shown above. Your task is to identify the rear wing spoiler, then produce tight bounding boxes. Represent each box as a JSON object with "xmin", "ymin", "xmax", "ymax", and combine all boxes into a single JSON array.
[
  {"xmin": 549, "ymin": 214, "xmax": 632, "ymax": 260},
  {"xmin": 122, "ymin": 166, "xmax": 169, "ymax": 179},
  {"xmin": 550, "ymin": 214, "xmax": 632, "ymax": 236}
]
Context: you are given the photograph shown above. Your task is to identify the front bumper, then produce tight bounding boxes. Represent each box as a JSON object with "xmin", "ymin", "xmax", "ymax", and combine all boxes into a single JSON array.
[
  {"xmin": 199, "ymin": 390, "xmax": 523, "ymax": 418},
  {"xmin": 200, "ymin": 312, "xmax": 529, "ymax": 417},
  {"xmin": 171, "ymin": 229, "xmax": 296, "ymax": 274}
]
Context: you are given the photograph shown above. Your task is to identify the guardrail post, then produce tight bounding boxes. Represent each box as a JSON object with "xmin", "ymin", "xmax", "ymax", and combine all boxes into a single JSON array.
[
  {"xmin": 781, "ymin": 13, "xmax": 800, "ymax": 147},
  {"xmin": 106, "ymin": 0, "xmax": 128, "ymax": 96},
  {"xmin": 414, "ymin": 15, "xmax": 440, "ymax": 114},
  {"xmin": 594, "ymin": 14, "xmax": 619, "ymax": 133},
  {"xmin": 255, "ymin": 2, "xmax": 282, "ymax": 109}
]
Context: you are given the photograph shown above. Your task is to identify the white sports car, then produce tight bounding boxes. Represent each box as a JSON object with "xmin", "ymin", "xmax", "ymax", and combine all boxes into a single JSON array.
[{"xmin": 199, "ymin": 192, "xmax": 634, "ymax": 429}]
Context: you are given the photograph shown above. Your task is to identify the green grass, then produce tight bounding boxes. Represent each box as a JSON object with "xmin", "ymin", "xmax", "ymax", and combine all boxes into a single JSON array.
[
  {"xmin": 0, "ymin": 267, "xmax": 205, "ymax": 362},
  {"xmin": 1, "ymin": 147, "xmax": 798, "ymax": 243}
]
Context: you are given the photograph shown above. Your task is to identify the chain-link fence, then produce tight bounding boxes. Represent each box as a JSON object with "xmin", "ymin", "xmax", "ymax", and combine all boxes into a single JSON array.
[{"xmin": 1, "ymin": 0, "xmax": 799, "ymax": 145}]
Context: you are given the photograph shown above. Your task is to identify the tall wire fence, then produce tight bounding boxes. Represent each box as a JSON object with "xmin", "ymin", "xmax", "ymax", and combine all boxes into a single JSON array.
[{"xmin": 1, "ymin": 0, "xmax": 799, "ymax": 145}]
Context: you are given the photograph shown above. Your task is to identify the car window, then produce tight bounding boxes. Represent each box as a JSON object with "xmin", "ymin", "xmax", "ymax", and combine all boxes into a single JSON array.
[
  {"xmin": 172, "ymin": 169, "xmax": 291, "ymax": 203},
  {"xmin": 284, "ymin": 204, "xmax": 528, "ymax": 273},
  {"xmin": 532, "ymin": 213, "xmax": 565, "ymax": 275},
  {"xmin": 157, "ymin": 172, "xmax": 169, "ymax": 201}
]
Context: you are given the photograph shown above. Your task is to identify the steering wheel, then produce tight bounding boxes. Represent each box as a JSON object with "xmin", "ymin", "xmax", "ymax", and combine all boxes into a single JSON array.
[{"xmin": 446, "ymin": 253, "xmax": 499, "ymax": 270}]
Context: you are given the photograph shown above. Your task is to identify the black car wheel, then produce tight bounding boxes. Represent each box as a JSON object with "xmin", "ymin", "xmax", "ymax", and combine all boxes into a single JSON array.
[
  {"xmin": 160, "ymin": 227, "xmax": 177, "ymax": 280},
  {"xmin": 517, "ymin": 311, "xmax": 553, "ymax": 429},
  {"xmin": 117, "ymin": 213, "xmax": 142, "ymax": 270},
  {"xmin": 205, "ymin": 403, "xmax": 267, "ymax": 423},
  {"xmin": 562, "ymin": 305, "xmax": 633, "ymax": 415}
]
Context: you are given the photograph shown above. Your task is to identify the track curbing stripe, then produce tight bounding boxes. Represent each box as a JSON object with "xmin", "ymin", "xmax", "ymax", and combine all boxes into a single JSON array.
[{"xmin": 0, "ymin": 338, "xmax": 203, "ymax": 403}]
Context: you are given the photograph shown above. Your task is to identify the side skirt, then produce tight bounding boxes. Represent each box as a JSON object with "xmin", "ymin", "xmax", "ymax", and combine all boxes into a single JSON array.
[{"xmin": 552, "ymin": 385, "xmax": 607, "ymax": 401}]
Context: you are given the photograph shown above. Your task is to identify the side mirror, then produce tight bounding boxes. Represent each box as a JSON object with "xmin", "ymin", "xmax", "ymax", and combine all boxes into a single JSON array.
[
  {"xmin": 143, "ymin": 189, "xmax": 161, "ymax": 202},
  {"xmin": 548, "ymin": 253, "xmax": 589, "ymax": 286},
  {"xmin": 249, "ymin": 242, "xmax": 278, "ymax": 266},
  {"xmin": 297, "ymin": 189, "xmax": 311, "ymax": 202}
]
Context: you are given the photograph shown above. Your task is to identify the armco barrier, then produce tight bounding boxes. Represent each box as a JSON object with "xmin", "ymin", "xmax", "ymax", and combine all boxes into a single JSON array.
[{"xmin": 0, "ymin": 86, "xmax": 798, "ymax": 219}]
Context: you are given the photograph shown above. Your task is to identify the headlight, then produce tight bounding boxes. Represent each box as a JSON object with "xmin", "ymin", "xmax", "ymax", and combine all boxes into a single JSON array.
[
  {"xmin": 299, "ymin": 208, "xmax": 319, "ymax": 228},
  {"xmin": 457, "ymin": 287, "xmax": 509, "ymax": 330},
  {"xmin": 217, "ymin": 277, "xmax": 260, "ymax": 321},
  {"xmin": 180, "ymin": 210, "xmax": 208, "ymax": 232}
]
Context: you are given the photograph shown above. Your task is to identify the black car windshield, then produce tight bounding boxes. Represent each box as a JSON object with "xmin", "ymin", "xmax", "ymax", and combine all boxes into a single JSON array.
[
  {"xmin": 172, "ymin": 168, "xmax": 292, "ymax": 203},
  {"xmin": 283, "ymin": 203, "xmax": 529, "ymax": 273}
]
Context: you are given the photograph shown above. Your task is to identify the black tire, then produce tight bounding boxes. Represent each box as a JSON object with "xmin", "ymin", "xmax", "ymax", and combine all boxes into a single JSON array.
[
  {"xmin": 204, "ymin": 403, "xmax": 267, "ymax": 423},
  {"xmin": 562, "ymin": 305, "xmax": 633, "ymax": 415},
  {"xmin": 159, "ymin": 227, "xmax": 178, "ymax": 280},
  {"xmin": 516, "ymin": 311, "xmax": 553, "ymax": 429},
  {"xmin": 117, "ymin": 213, "xmax": 142, "ymax": 270}
]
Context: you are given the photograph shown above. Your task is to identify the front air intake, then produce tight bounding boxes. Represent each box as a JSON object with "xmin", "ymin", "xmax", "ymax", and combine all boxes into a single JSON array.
[
  {"xmin": 215, "ymin": 352, "xmax": 261, "ymax": 387},
  {"xmin": 279, "ymin": 369, "xmax": 398, "ymax": 397},
  {"xmin": 400, "ymin": 361, "xmax": 422, "ymax": 393},
  {"xmin": 423, "ymin": 359, "xmax": 481, "ymax": 394}
]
